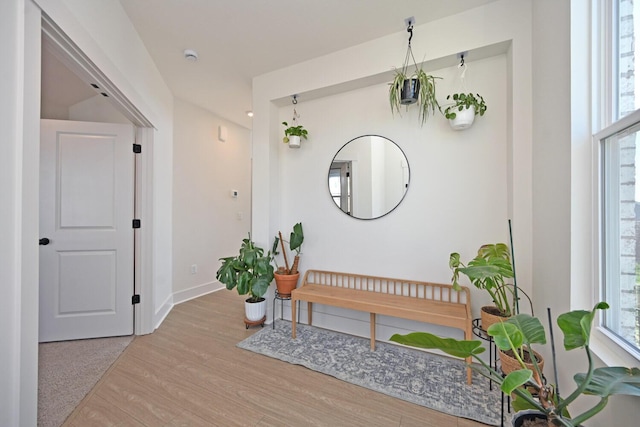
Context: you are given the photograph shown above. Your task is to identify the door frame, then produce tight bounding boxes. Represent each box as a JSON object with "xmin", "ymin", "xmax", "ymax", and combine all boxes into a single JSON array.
[{"xmin": 41, "ymin": 14, "xmax": 155, "ymax": 336}]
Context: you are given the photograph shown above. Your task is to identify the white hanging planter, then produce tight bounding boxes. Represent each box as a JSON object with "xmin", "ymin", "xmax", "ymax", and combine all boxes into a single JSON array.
[
  {"xmin": 245, "ymin": 298, "xmax": 267, "ymax": 321},
  {"xmin": 288, "ymin": 135, "xmax": 301, "ymax": 148},
  {"xmin": 448, "ymin": 105, "xmax": 476, "ymax": 131}
]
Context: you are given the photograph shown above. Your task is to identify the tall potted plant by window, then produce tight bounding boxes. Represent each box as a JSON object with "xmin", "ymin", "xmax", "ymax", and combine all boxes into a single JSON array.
[{"xmin": 216, "ymin": 233, "xmax": 274, "ymax": 326}]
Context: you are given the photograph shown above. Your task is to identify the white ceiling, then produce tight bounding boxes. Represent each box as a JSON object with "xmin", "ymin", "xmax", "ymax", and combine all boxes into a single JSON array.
[{"xmin": 43, "ymin": 1, "xmax": 499, "ymax": 129}]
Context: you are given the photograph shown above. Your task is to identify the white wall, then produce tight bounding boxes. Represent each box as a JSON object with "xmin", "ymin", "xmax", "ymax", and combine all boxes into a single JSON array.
[
  {"xmin": 254, "ymin": 0, "xmax": 529, "ymax": 338},
  {"xmin": 2, "ymin": 0, "xmax": 175, "ymax": 421},
  {"xmin": 172, "ymin": 99, "xmax": 252, "ymax": 302}
]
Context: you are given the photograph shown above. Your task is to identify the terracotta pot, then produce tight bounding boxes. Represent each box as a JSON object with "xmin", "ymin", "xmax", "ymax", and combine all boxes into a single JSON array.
[
  {"xmin": 480, "ymin": 305, "xmax": 509, "ymax": 331},
  {"xmin": 499, "ymin": 348, "xmax": 544, "ymax": 376},
  {"xmin": 274, "ymin": 272, "xmax": 300, "ymax": 297}
]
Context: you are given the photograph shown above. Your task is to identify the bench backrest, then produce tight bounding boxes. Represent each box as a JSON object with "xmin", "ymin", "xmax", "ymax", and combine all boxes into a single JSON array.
[{"xmin": 302, "ymin": 269, "xmax": 471, "ymax": 313}]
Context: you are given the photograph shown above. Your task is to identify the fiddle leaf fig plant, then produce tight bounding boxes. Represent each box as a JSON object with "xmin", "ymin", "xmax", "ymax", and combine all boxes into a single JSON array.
[{"xmin": 216, "ymin": 233, "xmax": 274, "ymax": 302}]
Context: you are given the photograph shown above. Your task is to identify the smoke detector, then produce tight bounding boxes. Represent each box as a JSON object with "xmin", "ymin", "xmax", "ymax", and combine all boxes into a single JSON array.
[{"xmin": 183, "ymin": 49, "xmax": 198, "ymax": 62}]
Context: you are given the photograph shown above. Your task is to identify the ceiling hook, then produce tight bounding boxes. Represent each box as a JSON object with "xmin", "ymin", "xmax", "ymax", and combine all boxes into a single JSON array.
[
  {"xmin": 460, "ymin": 54, "xmax": 465, "ymax": 67},
  {"xmin": 291, "ymin": 94, "xmax": 298, "ymax": 105},
  {"xmin": 407, "ymin": 24, "xmax": 413, "ymax": 45}
]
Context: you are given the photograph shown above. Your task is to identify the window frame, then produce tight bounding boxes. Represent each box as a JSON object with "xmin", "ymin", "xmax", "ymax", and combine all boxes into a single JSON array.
[{"xmin": 591, "ymin": 0, "xmax": 640, "ymax": 366}]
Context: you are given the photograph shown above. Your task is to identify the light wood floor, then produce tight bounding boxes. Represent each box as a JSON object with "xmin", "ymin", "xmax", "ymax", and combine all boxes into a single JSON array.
[{"xmin": 63, "ymin": 290, "xmax": 489, "ymax": 427}]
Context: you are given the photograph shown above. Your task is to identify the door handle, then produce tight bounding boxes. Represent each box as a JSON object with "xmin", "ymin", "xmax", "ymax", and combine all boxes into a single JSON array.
[{"xmin": 39, "ymin": 238, "xmax": 50, "ymax": 246}]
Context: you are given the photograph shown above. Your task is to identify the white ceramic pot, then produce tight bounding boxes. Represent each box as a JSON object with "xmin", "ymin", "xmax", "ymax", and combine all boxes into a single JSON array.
[
  {"xmin": 288, "ymin": 135, "xmax": 301, "ymax": 148},
  {"xmin": 449, "ymin": 105, "xmax": 476, "ymax": 130},
  {"xmin": 245, "ymin": 297, "xmax": 267, "ymax": 321}
]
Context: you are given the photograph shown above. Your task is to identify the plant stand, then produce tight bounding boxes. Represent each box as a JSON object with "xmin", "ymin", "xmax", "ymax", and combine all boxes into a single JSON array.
[
  {"xmin": 244, "ymin": 315, "xmax": 266, "ymax": 329},
  {"xmin": 272, "ymin": 290, "xmax": 299, "ymax": 329},
  {"xmin": 473, "ymin": 318, "xmax": 509, "ymax": 427}
]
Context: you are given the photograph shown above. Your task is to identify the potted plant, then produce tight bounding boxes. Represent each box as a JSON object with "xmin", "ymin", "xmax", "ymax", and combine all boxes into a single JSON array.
[
  {"xmin": 282, "ymin": 121, "xmax": 308, "ymax": 148},
  {"xmin": 216, "ymin": 233, "xmax": 274, "ymax": 325},
  {"xmin": 488, "ymin": 314, "xmax": 546, "ymax": 383},
  {"xmin": 271, "ymin": 223, "xmax": 304, "ymax": 297},
  {"xmin": 390, "ymin": 302, "xmax": 640, "ymax": 427},
  {"xmin": 442, "ymin": 92, "xmax": 487, "ymax": 130},
  {"xmin": 388, "ymin": 24, "xmax": 440, "ymax": 126},
  {"xmin": 450, "ymin": 243, "xmax": 519, "ymax": 330}
]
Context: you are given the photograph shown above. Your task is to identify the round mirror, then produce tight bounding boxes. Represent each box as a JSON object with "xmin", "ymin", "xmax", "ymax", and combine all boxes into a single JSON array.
[{"xmin": 328, "ymin": 135, "xmax": 410, "ymax": 220}]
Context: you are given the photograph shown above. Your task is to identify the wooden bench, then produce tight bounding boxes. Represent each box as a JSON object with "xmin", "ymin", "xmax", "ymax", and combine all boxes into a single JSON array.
[{"xmin": 291, "ymin": 269, "xmax": 473, "ymax": 384}]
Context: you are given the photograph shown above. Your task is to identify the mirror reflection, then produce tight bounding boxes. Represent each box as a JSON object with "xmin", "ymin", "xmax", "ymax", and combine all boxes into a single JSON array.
[{"xmin": 328, "ymin": 135, "xmax": 409, "ymax": 220}]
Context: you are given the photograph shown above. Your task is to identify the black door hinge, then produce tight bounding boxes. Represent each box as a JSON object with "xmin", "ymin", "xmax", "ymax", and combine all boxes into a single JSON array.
[
  {"xmin": 133, "ymin": 144, "xmax": 142, "ymax": 153},
  {"xmin": 132, "ymin": 219, "xmax": 141, "ymax": 229},
  {"xmin": 132, "ymin": 294, "xmax": 141, "ymax": 305}
]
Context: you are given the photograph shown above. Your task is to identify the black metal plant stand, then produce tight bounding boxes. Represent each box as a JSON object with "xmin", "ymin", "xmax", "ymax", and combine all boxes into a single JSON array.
[{"xmin": 272, "ymin": 290, "xmax": 300, "ymax": 329}]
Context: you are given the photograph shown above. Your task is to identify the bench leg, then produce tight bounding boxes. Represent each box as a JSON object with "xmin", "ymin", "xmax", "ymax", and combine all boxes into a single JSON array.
[
  {"xmin": 370, "ymin": 313, "xmax": 376, "ymax": 350},
  {"xmin": 291, "ymin": 298, "xmax": 297, "ymax": 339},
  {"xmin": 307, "ymin": 302, "xmax": 313, "ymax": 325}
]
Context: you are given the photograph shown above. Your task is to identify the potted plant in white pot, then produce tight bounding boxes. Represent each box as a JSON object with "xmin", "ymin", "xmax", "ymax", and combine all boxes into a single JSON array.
[
  {"xmin": 271, "ymin": 222, "xmax": 304, "ymax": 297},
  {"xmin": 391, "ymin": 302, "xmax": 640, "ymax": 427},
  {"xmin": 282, "ymin": 122, "xmax": 308, "ymax": 148},
  {"xmin": 442, "ymin": 92, "xmax": 487, "ymax": 130},
  {"xmin": 216, "ymin": 233, "xmax": 274, "ymax": 327}
]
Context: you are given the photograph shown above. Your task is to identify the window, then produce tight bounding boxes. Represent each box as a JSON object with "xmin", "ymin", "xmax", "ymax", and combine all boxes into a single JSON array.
[{"xmin": 596, "ymin": 0, "xmax": 640, "ymax": 358}]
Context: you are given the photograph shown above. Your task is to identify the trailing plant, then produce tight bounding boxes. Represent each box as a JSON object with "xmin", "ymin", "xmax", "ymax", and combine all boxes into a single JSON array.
[
  {"xmin": 388, "ymin": 22, "xmax": 440, "ymax": 126},
  {"xmin": 282, "ymin": 122, "xmax": 308, "ymax": 144},
  {"xmin": 450, "ymin": 243, "xmax": 516, "ymax": 317},
  {"xmin": 442, "ymin": 92, "xmax": 487, "ymax": 120},
  {"xmin": 390, "ymin": 302, "xmax": 640, "ymax": 427},
  {"xmin": 216, "ymin": 233, "xmax": 274, "ymax": 302}
]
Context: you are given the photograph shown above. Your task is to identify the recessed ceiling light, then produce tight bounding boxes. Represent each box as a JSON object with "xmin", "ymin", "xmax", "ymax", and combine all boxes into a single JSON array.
[
  {"xmin": 183, "ymin": 49, "xmax": 198, "ymax": 61},
  {"xmin": 246, "ymin": 111, "xmax": 254, "ymax": 117}
]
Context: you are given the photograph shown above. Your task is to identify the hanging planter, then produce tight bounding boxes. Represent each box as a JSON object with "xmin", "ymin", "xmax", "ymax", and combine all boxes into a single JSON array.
[
  {"xmin": 389, "ymin": 20, "xmax": 440, "ymax": 125},
  {"xmin": 442, "ymin": 57, "xmax": 487, "ymax": 131},
  {"xmin": 282, "ymin": 95, "xmax": 308, "ymax": 149}
]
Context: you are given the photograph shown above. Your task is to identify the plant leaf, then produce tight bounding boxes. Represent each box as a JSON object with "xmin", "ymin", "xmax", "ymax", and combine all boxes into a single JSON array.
[
  {"xmin": 390, "ymin": 332, "xmax": 485, "ymax": 358},
  {"xmin": 501, "ymin": 369, "xmax": 533, "ymax": 395},
  {"xmin": 557, "ymin": 302, "xmax": 609, "ymax": 350},
  {"xmin": 487, "ymin": 321, "xmax": 523, "ymax": 351},
  {"xmin": 575, "ymin": 367, "xmax": 640, "ymax": 397},
  {"xmin": 505, "ymin": 314, "xmax": 547, "ymax": 345}
]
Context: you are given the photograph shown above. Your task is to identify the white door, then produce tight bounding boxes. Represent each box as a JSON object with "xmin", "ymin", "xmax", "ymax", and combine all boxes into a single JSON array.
[{"xmin": 39, "ymin": 119, "xmax": 135, "ymax": 342}]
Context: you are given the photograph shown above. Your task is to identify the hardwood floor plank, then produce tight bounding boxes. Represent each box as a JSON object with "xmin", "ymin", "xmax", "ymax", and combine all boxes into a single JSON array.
[{"xmin": 64, "ymin": 290, "xmax": 500, "ymax": 426}]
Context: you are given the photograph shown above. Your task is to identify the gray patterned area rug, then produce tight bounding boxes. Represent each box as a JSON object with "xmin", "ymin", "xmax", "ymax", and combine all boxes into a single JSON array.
[{"xmin": 238, "ymin": 320, "xmax": 508, "ymax": 426}]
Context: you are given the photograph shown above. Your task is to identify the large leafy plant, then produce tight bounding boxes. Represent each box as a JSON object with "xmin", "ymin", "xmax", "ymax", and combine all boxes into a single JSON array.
[
  {"xmin": 216, "ymin": 234, "xmax": 274, "ymax": 302},
  {"xmin": 391, "ymin": 302, "xmax": 640, "ymax": 427},
  {"xmin": 450, "ymin": 243, "xmax": 516, "ymax": 317}
]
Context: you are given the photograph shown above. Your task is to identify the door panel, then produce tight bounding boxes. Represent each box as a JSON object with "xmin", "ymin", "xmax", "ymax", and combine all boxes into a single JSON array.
[{"xmin": 39, "ymin": 119, "xmax": 134, "ymax": 342}]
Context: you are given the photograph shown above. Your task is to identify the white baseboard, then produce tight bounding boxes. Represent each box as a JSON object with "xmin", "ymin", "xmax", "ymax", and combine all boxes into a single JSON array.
[
  {"xmin": 153, "ymin": 293, "xmax": 174, "ymax": 330},
  {"xmin": 173, "ymin": 281, "xmax": 223, "ymax": 305}
]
